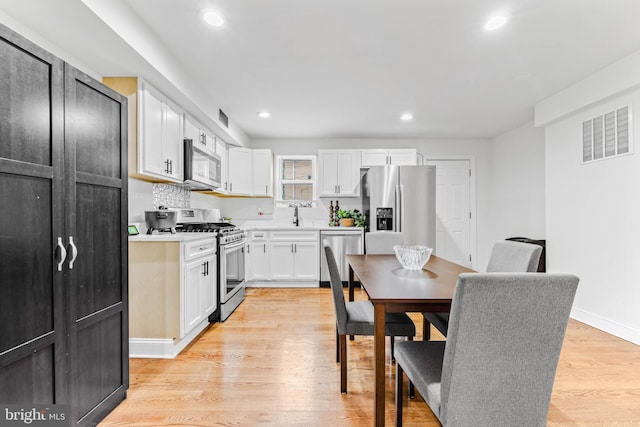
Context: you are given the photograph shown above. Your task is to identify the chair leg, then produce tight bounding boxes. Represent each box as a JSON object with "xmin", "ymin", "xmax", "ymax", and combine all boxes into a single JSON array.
[
  {"xmin": 336, "ymin": 327, "xmax": 339, "ymax": 363},
  {"xmin": 396, "ymin": 361, "xmax": 404, "ymax": 427},
  {"xmin": 390, "ymin": 336, "xmax": 395, "ymax": 363},
  {"xmin": 339, "ymin": 334, "xmax": 347, "ymax": 393},
  {"xmin": 423, "ymin": 317, "xmax": 431, "ymax": 341},
  {"xmin": 405, "ymin": 335, "xmax": 415, "ymax": 398}
]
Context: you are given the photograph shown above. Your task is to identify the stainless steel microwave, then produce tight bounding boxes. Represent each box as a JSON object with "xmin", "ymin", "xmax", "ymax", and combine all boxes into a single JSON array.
[{"xmin": 184, "ymin": 138, "xmax": 222, "ymax": 190}]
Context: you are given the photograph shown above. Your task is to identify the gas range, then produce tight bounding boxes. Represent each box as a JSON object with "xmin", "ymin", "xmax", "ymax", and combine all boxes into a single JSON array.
[{"xmin": 173, "ymin": 209, "xmax": 246, "ymax": 245}]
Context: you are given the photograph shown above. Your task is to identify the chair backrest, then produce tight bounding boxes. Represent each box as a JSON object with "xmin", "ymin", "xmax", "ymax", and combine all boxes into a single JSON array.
[
  {"xmin": 322, "ymin": 239, "xmax": 348, "ymax": 333},
  {"xmin": 440, "ymin": 272, "xmax": 579, "ymax": 426},
  {"xmin": 365, "ymin": 231, "xmax": 404, "ymax": 254},
  {"xmin": 486, "ymin": 240, "xmax": 543, "ymax": 272}
]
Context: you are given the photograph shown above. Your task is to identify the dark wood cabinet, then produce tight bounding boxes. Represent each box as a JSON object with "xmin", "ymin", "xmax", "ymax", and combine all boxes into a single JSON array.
[{"xmin": 0, "ymin": 23, "xmax": 128, "ymax": 426}]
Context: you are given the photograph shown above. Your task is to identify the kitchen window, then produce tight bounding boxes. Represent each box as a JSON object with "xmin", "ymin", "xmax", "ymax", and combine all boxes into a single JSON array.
[{"xmin": 276, "ymin": 155, "xmax": 317, "ymax": 205}]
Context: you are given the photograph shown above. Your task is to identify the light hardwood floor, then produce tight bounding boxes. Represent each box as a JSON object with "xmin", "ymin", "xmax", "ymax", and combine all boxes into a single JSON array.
[{"xmin": 100, "ymin": 288, "xmax": 640, "ymax": 426}]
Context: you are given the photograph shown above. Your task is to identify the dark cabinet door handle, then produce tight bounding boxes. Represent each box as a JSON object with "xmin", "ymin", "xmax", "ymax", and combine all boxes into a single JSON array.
[
  {"xmin": 67, "ymin": 236, "xmax": 78, "ymax": 270},
  {"xmin": 56, "ymin": 237, "xmax": 67, "ymax": 272}
]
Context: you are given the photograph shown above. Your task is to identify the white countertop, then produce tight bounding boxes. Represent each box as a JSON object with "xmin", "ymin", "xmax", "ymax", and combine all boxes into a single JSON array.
[
  {"xmin": 237, "ymin": 219, "xmax": 364, "ymax": 232},
  {"xmin": 128, "ymin": 233, "xmax": 216, "ymax": 242}
]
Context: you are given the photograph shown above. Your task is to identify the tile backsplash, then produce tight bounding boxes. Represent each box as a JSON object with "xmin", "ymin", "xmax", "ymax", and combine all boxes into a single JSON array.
[{"xmin": 152, "ymin": 183, "xmax": 191, "ymax": 208}]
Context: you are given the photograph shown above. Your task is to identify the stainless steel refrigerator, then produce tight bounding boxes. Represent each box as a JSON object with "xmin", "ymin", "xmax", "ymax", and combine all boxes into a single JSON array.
[{"xmin": 362, "ymin": 165, "xmax": 436, "ymax": 248}]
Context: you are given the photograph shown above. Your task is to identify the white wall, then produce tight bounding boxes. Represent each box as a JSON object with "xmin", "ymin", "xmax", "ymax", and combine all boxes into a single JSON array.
[
  {"xmin": 539, "ymin": 53, "xmax": 640, "ymax": 344},
  {"xmin": 487, "ymin": 121, "xmax": 546, "ymax": 244}
]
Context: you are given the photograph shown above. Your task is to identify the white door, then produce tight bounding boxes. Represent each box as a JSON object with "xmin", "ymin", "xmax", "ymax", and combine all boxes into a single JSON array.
[
  {"xmin": 248, "ymin": 241, "xmax": 270, "ymax": 280},
  {"xmin": 269, "ymin": 242, "xmax": 295, "ymax": 279},
  {"xmin": 201, "ymin": 254, "xmax": 217, "ymax": 316},
  {"xmin": 252, "ymin": 149, "xmax": 272, "ymax": 196},
  {"xmin": 336, "ymin": 150, "xmax": 360, "ymax": 196},
  {"xmin": 227, "ymin": 146, "xmax": 252, "ymax": 195},
  {"xmin": 163, "ymin": 99, "xmax": 184, "ymax": 180},
  {"xmin": 293, "ymin": 241, "xmax": 319, "ymax": 280},
  {"xmin": 318, "ymin": 150, "xmax": 339, "ymax": 196},
  {"xmin": 388, "ymin": 149, "xmax": 417, "ymax": 165},
  {"xmin": 427, "ymin": 160, "xmax": 472, "ymax": 267},
  {"xmin": 183, "ymin": 259, "xmax": 205, "ymax": 336}
]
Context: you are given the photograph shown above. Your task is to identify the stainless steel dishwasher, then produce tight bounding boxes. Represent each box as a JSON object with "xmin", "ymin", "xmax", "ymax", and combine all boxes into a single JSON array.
[{"xmin": 320, "ymin": 230, "xmax": 364, "ymax": 285}]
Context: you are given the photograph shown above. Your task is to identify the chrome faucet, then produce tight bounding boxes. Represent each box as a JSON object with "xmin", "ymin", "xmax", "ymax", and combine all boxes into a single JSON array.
[{"xmin": 292, "ymin": 204, "xmax": 299, "ymax": 226}]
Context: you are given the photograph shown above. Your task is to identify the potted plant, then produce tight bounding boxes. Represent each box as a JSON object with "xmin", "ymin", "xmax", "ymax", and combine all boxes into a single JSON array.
[{"xmin": 337, "ymin": 209, "xmax": 366, "ymax": 227}]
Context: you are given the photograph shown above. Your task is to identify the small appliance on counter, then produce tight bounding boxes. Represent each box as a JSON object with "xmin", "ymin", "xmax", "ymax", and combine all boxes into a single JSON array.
[{"xmin": 145, "ymin": 207, "xmax": 178, "ymax": 234}]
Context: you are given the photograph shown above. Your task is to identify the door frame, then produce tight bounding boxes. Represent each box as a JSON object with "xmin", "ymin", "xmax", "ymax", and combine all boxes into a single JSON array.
[{"xmin": 424, "ymin": 155, "xmax": 477, "ymax": 270}]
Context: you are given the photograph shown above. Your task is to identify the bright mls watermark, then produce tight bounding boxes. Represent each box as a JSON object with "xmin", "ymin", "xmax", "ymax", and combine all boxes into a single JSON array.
[{"xmin": 0, "ymin": 405, "xmax": 70, "ymax": 427}]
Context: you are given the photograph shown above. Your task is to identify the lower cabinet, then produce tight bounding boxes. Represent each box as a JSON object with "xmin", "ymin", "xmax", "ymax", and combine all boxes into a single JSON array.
[
  {"xmin": 247, "ymin": 230, "xmax": 319, "ymax": 285},
  {"xmin": 128, "ymin": 237, "xmax": 217, "ymax": 358}
]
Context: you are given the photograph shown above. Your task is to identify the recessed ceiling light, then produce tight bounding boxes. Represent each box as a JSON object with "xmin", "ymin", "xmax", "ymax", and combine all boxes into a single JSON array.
[
  {"xmin": 400, "ymin": 113, "xmax": 413, "ymax": 122},
  {"xmin": 484, "ymin": 14, "xmax": 508, "ymax": 31},
  {"xmin": 258, "ymin": 111, "xmax": 271, "ymax": 118},
  {"xmin": 203, "ymin": 11, "xmax": 224, "ymax": 27}
]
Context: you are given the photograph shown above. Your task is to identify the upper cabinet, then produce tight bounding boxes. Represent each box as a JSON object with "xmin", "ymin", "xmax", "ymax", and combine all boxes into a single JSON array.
[
  {"xmin": 209, "ymin": 142, "xmax": 273, "ymax": 198},
  {"xmin": 184, "ymin": 114, "xmax": 216, "ymax": 155},
  {"xmin": 252, "ymin": 149, "xmax": 273, "ymax": 197},
  {"xmin": 227, "ymin": 146, "xmax": 253, "ymax": 195},
  {"xmin": 103, "ymin": 77, "xmax": 184, "ymax": 183},
  {"xmin": 360, "ymin": 148, "xmax": 418, "ymax": 167},
  {"xmin": 318, "ymin": 150, "xmax": 361, "ymax": 197},
  {"xmin": 214, "ymin": 138, "xmax": 229, "ymax": 194}
]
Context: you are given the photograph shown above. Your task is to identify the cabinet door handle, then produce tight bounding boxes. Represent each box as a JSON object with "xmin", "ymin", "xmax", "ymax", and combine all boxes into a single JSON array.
[
  {"xmin": 263, "ymin": 243, "xmax": 266, "ymax": 253},
  {"xmin": 55, "ymin": 237, "xmax": 67, "ymax": 272},
  {"xmin": 67, "ymin": 236, "xmax": 78, "ymax": 270},
  {"xmin": 202, "ymin": 261, "xmax": 207, "ymax": 276},
  {"xmin": 230, "ymin": 182, "xmax": 233, "ymax": 192},
  {"xmin": 164, "ymin": 159, "xmax": 170, "ymax": 174},
  {"xmin": 265, "ymin": 185, "xmax": 268, "ymax": 194}
]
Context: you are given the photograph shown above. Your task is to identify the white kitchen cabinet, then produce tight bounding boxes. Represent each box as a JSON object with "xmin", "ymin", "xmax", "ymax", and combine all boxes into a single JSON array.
[
  {"xmin": 247, "ymin": 231, "xmax": 270, "ymax": 280},
  {"xmin": 318, "ymin": 150, "xmax": 361, "ymax": 197},
  {"xmin": 269, "ymin": 230, "xmax": 319, "ymax": 280},
  {"xmin": 291, "ymin": 241, "xmax": 320, "ymax": 280},
  {"xmin": 227, "ymin": 146, "xmax": 252, "ymax": 195},
  {"xmin": 183, "ymin": 253, "xmax": 216, "ymax": 334},
  {"xmin": 270, "ymin": 242, "xmax": 298, "ymax": 280},
  {"xmin": 184, "ymin": 114, "xmax": 216, "ymax": 155},
  {"xmin": 360, "ymin": 148, "xmax": 418, "ymax": 167},
  {"xmin": 252, "ymin": 149, "xmax": 273, "ymax": 197},
  {"xmin": 214, "ymin": 139, "xmax": 229, "ymax": 194},
  {"xmin": 246, "ymin": 230, "xmax": 319, "ymax": 284},
  {"xmin": 138, "ymin": 80, "xmax": 184, "ymax": 182},
  {"xmin": 128, "ymin": 236, "xmax": 217, "ymax": 358}
]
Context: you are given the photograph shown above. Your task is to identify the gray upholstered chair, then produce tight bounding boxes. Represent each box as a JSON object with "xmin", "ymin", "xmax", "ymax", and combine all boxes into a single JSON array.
[
  {"xmin": 395, "ymin": 272, "xmax": 579, "ymax": 426},
  {"xmin": 323, "ymin": 239, "xmax": 416, "ymax": 393},
  {"xmin": 422, "ymin": 240, "xmax": 543, "ymax": 339},
  {"xmin": 365, "ymin": 231, "xmax": 404, "ymax": 254}
]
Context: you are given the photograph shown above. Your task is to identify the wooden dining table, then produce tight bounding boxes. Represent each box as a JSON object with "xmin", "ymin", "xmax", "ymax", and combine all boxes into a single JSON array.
[{"xmin": 347, "ymin": 254, "xmax": 475, "ymax": 427}]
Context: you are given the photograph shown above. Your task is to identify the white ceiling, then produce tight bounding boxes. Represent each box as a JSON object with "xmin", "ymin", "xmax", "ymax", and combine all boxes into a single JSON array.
[{"xmin": 2, "ymin": 0, "xmax": 640, "ymax": 141}]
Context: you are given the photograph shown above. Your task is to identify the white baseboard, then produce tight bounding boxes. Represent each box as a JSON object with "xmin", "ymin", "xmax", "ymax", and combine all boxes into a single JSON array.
[
  {"xmin": 246, "ymin": 281, "xmax": 319, "ymax": 288},
  {"xmin": 129, "ymin": 319, "xmax": 210, "ymax": 358},
  {"xmin": 571, "ymin": 307, "xmax": 640, "ymax": 345}
]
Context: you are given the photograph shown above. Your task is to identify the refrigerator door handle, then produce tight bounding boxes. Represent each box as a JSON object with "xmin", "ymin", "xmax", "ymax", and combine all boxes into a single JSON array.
[{"xmin": 395, "ymin": 184, "xmax": 403, "ymax": 232}]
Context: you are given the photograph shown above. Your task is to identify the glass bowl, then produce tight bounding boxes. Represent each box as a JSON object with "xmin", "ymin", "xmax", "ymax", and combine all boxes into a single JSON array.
[{"xmin": 393, "ymin": 245, "xmax": 433, "ymax": 270}]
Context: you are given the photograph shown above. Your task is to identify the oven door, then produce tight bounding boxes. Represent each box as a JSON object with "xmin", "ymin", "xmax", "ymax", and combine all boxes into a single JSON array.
[{"xmin": 219, "ymin": 237, "xmax": 247, "ymax": 303}]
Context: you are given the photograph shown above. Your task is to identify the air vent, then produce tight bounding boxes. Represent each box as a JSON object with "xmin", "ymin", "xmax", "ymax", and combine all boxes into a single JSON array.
[
  {"xmin": 219, "ymin": 109, "xmax": 229, "ymax": 128},
  {"xmin": 582, "ymin": 106, "xmax": 631, "ymax": 163}
]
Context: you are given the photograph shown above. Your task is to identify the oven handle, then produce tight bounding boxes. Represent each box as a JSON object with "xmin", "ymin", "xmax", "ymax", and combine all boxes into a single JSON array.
[{"xmin": 222, "ymin": 237, "xmax": 248, "ymax": 251}]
